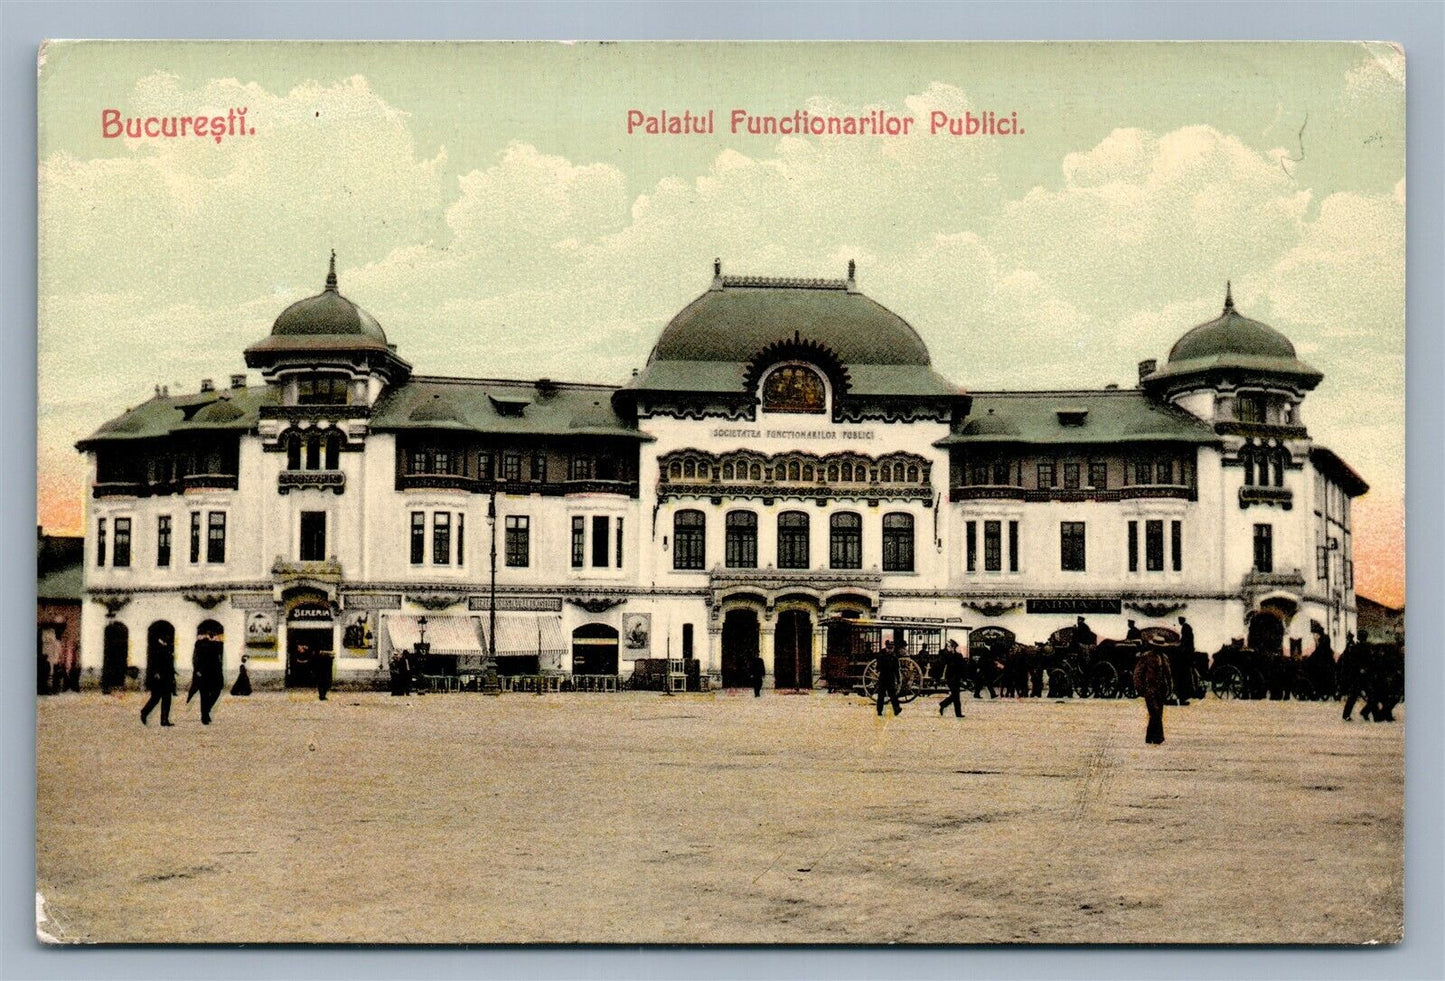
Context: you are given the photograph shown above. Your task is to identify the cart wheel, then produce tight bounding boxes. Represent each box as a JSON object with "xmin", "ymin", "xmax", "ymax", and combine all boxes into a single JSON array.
[
  {"xmin": 1047, "ymin": 667, "xmax": 1075, "ymax": 698},
  {"xmin": 1089, "ymin": 661, "xmax": 1118, "ymax": 699},
  {"xmin": 1212, "ymin": 665, "xmax": 1244, "ymax": 699},
  {"xmin": 1291, "ymin": 673, "xmax": 1316, "ymax": 702},
  {"xmin": 860, "ymin": 660, "xmax": 879, "ymax": 699},
  {"xmin": 898, "ymin": 658, "xmax": 922, "ymax": 703}
]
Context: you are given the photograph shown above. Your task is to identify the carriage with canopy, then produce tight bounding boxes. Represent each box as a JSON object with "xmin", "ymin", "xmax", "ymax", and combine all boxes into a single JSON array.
[{"xmin": 820, "ymin": 616, "xmax": 972, "ymax": 702}]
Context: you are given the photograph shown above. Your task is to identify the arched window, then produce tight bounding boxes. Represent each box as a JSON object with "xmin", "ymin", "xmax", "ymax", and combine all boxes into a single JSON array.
[
  {"xmin": 1274, "ymin": 450, "xmax": 1287, "ymax": 488},
  {"xmin": 722, "ymin": 462, "xmax": 734, "ymax": 480},
  {"xmin": 827, "ymin": 464, "xmax": 839, "ymax": 482},
  {"xmin": 788, "ymin": 461, "xmax": 801, "ymax": 481},
  {"xmin": 725, "ymin": 511, "xmax": 758, "ymax": 569},
  {"xmin": 683, "ymin": 460, "xmax": 696, "ymax": 479},
  {"xmin": 841, "ymin": 463, "xmax": 854, "ymax": 482},
  {"xmin": 882, "ymin": 512, "xmax": 915, "ymax": 572},
  {"xmin": 802, "ymin": 464, "xmax": 814, "ymax": 482},
  {"xmin": 750, "ymin": 463, "xmax": 762, "ymax": 481},
  {"xmin": 830, "ymin": 512, "xmax": 862, "ymax": 570},
  {"xmin": 673, "ymin": 510, "xmax": 705, "ymax": 571},
  {"xmin": 1241, "ymin": 445, "xmax": 1255, "ymax": 487},
  {"xmin": 305, "ymin": 434, "xmax": 321, "ymax": 471},
  {"xmin": 907, "ymin": 464, "xmax": 919, "ymax": 482},
  {"xmin": 761, "ymin": 363, "xmax": 826, "ymax": 414},
  {"xmin": 668, "ymin": 461, "xmax": 682, "ymax": 479},
  {"xmin": 286, "ymin": 432, "xmax": 302, "ymax": 471},
  {"xmin": 777, "ymin": 511, "xmax": 810, "ymax": 569},
  {"xmin": 324, "ymin": 433, "xmax": 341, "ymax": 470}
]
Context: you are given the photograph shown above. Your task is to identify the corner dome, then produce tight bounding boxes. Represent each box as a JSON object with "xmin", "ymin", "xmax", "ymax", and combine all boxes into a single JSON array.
[
  {"xmin": 1145, "ymin": 283, "xmax": 1323, "ymax": 390},
  {"xmin": 270, "ymin": 252, "xmax": 386, "ymax": 343},
  {"xmin": 1168, "ymin": 285, "xmax": 1296, "ymax": 364},
  {"xmin": 648, "ymin": 263, "xmax": 931, "ymax": 367}
]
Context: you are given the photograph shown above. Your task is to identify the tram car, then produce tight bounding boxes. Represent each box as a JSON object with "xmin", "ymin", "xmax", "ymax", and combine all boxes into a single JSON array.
[{"xmin": 820, "ymin": 616, "xmax": 971, "ymax": 702}]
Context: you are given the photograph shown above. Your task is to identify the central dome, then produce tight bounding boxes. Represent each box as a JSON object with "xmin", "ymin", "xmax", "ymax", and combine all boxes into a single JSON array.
[
  {"xmin": 649, "ymin": 265, "xmax": 931, "ymax": 366},
  {"xmin": 1168, "ymin": 288, "xmax": 1296, "ymax": 364},
  {"xmin": 270, "ymin": 252, "xmax": 386, "ymax": 343}
]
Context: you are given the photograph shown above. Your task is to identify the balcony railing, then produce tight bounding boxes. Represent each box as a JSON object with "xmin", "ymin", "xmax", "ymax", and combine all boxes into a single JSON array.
[
  {"xmin": 1118, "ymin": 484, "xmax": 1196, "ymax": 502},
  {"xmin": 564, "ymin": 479, "xmax": 639, "ymax": 496},
  {"xmin": 92, "ymin": 481, "xmax": 147, "ymax": 498},
  {"xmin": 260, "ymin": 404, "xmax": 372, "ymax": 421},
  {"xmin": 1238, "ymin": 486, "xmax": 1293, "ymax": 509},
  {"xmin": 397, "ymin": 472, "xmax": 478, "ymax": 493},
  {"xmin": 394, "ymin": 474, "xmax": 640, "ymax": 498},
  {"xmin": 950, "ymin": 484, "xmax": 1196, "ymax": 504},
  {"xmin": 272, "ymin": 557, "xmax": 343, "ymax": 580},
  {"xmin": 183, "ymin": 472, "xmax": 239, "ymax": 492},
  {"xmin": 278, "ymin": 470, "xmax": 346, "ymax": 494},
  {"xmin": 952, "ymin": 485, "xmax": 1028, "ymax": 501},
  {"xmin": 1215, "ymin": 421, "xmax": 1309, "ymax": 440}
]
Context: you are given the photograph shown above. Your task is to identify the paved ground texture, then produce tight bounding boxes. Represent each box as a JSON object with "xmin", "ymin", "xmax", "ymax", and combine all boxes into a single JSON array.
[{"xmin": 36, "ymin": 690, "xmax": 1403, "ymax": 944}]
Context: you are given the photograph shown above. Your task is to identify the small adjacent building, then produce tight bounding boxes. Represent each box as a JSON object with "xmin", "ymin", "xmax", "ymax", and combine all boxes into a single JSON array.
[
  {"xmin": 37, "ymin": 528, "xmax": 83, "ymax": 690},
  {"xmin": 74, "ymin": 259, "xmax": 1368, "ymax": 689}
]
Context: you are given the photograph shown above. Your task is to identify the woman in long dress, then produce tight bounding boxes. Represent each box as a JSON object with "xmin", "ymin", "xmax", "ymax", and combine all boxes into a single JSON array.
[{"xmin": 231, "ymin": 654, "xmax": 252, "ymax": 696}]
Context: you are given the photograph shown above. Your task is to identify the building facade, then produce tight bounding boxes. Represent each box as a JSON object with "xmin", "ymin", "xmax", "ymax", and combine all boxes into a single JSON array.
[{"xmin": 76, "ymin": 258, "xmax": 1368, "ymax": 688}]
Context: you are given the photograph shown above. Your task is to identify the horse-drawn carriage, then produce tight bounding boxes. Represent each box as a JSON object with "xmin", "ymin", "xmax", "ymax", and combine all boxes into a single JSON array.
[{"xmin": 820, "ymin": 616, "xmax": 971, "ymax": 702}]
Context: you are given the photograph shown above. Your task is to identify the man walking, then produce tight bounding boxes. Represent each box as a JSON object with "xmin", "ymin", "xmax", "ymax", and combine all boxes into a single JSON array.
[
  {"xmin": 140, "ymin": 636, "xmax": 176, "ymax": 727},
  {"xmin": 749, "ymin": 652, "xmax": 765, "ymax": 697},
  {"xmin": 875, "ymin": 640, "xmax": 903, "ymax": 717},
  {"xmin": 191, "ymin": 629, "xmax": 224, "ymax": 725},
  {"xmin": 1171, "ymin": 616, "xmax": 1196, "ymax": 706},
  {"xmin": 1338, "ymin": 632, "xmax": 1367, "ymax": 721},
  {"xmin": 938, "ymin": 639, "xmax": 965, "ymax": 718},
  {"xmin": 1133, "ymin": 643, "xmax": 1171, "ymax": 745},
  {"xmin": 315, "ymin": 647, "xmax": 334, "ymax": 701}
]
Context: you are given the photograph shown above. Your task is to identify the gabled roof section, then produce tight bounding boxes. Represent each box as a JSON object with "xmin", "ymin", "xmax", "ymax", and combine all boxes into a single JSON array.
[
  {"xmin": 371, "ymin": 377, "xmax": 647, "ymax": 440},
  {"xmin": 1310, "ymin": 446, "xmax": 1369, "ymax": 497},
  {"xmin": 936, "ymin": 390, "xmax": 1219, "ymax": 446}
]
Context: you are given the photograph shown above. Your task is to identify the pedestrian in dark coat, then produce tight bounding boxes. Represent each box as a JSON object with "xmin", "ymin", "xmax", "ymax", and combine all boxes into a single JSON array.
[
  {"xmin": 938, "ymin": 639, "xmax": 966, "ymax": 718},
  {"xmin": 140, "ymin": 639, "xmax": 176, "ymax": 726},
  {"xmin": 315, "ymin": 648, "xmax": 334, "ymax": 701},
  {"xmin": 1338, "ymin": 633, "xmax": 1367, "ymax": 720},
  {"xmin": 1125, "ymin": 620, "xmax": 1143, "ymax": 643},
  {"xmin": 231, "ymin": 654, "xmax": 252, "ymax": 697},
  {"xmin": 1171, "ymin": 616, "xmax": 1196, "ymax": 706},
  {"xmin": 1133, "ymin": 645, "xmax": 1171, "ymax": 745},
  {"xmin": 749, "ymin": 653, "xmax": 765, "ymax": 697},
  {"xmin": 973, "ymin": 647, "xmax": 998, "ymax": 699},
  {"xmin": 875, "ymin": 641, "xmax": 903, "ymax": 716},
  {"xmin": 191, "ymin": 632, "xmax": 224, "ymax": 724}
]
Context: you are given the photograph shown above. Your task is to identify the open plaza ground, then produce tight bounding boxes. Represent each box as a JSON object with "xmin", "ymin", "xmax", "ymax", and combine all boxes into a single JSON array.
[{"xmin": 36, "ymin": 689, "xmax": 1402, "ymax": 945}]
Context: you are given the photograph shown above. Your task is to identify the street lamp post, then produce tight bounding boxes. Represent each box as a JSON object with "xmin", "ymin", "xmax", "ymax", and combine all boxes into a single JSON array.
[{"xmin": 487, "ymin": 480, "xmax": 498, "ymax": 683}]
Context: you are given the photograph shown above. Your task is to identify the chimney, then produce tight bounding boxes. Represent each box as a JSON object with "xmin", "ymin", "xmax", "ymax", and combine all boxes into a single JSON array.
[
  {"xmin": 1137, "ymin": 359, "xmax": 1157, "ymax": 385},
  {"xmin": 200, "ymin": 378, "xmax": 215, "ymax": 393},
  {"xmin": 230, "ymin": 374, "xmax": 246, "ymax": 389},
  {"xmin": 846, "ymin": 258, "xmax": 857, "ymax": 292}
]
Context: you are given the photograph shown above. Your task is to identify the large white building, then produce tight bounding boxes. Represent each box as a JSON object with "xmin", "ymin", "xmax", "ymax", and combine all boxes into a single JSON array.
[{"xmin": 77, "ymin": 257, "xmax": 1367, "ymax": 689}]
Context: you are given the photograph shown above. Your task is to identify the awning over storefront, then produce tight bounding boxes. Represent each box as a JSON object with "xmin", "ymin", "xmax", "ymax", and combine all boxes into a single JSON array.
[
  {"xmin": 385, "ymin": 615, "xmax": 484, "ymax": 657},
  {"xmin": 493, "ymin": 614, "xmax": 566, "ymax": 658}
]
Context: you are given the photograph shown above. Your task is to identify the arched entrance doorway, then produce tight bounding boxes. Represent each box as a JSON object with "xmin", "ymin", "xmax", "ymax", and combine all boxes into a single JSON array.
[
  {"xmin": 720, "ymin": 608, "xmax": 759, "ymax": 688},
  {"xmin": 774, "ymin": 609, "xmax": 813, "ymax": 690},
  {"xmin": 571, "ymin": 623, "xmax": 619, "ymax": 675},
  {"xmin": 101, "ymin": 621, "xmax": 129, "ymax": 692},
  {"xmin": 286, "ymin": 596, "xmax": 335, "ymax": 688},
  {"xmin": 1248, "ymin": 608, "xmax": 1286, "ymax": 656},
  {"xmin": 146, "ymin": 621, "xmax": 175, "ymax": 687}
]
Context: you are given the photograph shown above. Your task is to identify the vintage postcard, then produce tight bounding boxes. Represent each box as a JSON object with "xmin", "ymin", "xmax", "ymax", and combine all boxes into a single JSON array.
[{"xmin": 35, "ymin": 41, "xmax": 1405, "ymax": 944}]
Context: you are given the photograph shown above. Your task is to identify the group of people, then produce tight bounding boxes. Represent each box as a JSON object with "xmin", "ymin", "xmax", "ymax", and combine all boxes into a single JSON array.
[{"xmin": 139, "ymin": 635, "xmax": 254, "ymax": 728}]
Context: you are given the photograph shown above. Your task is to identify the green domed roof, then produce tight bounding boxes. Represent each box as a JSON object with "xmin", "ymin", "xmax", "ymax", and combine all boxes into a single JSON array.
[
  {"xmin": 270, "ymin": 252, "xmax": 386, "ymax": 343},
  {"xmin": 1146, "ymin": 284, "xmax": 1323, "ymax": 390},
  {"xmin": 1168, "ymin": 285, "xmax": 1296, "ymax": 363},
  {"xmin": 649, "ymin": 268, "xmax": 931, "ymax": 367}
]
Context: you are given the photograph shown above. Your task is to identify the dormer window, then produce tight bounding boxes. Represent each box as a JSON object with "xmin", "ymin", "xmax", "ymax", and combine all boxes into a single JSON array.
[
  {"xmin": 297, "ymin": 376, "xmax": 350, "ymax": 405},
  {"xmin": 1056, "ymin": 408, "xmax": 1088, "ymax": 427}
]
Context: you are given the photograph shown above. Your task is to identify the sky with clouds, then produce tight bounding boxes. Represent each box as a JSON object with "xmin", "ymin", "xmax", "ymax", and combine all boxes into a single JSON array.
[{"xmin": 37, "ymin": 42, "xmax": 1406, "ymax": 605}]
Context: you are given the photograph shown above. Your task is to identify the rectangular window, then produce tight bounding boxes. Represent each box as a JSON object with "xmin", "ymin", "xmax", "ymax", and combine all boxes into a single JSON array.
[
  {"xmin": 682, "ymin": 624, "xmax": 694, "ymax": 659},
  {"xmin": 477, "ymin": 451, "xmax": 493, "ymax": 480},
  {"xmin": 457, "ymin": 514, "xmax": 465, "ymax": 567},
  {"xmin": 1128, "ymin": 520, "xmax": 1139, "ymax": 572},
  {"xmin": 503, "ymin": 453, "xmax": 522, "ymax": 483},
  {"xmin": 433, "ymin": 512, "xmax": 451, "ymax": 565},
  {"xmin": 1156, "ymin": 459, "xmax": 1174, "ymax": 485},
  {"xmin": 882, "ymin": 513, "xmax": 914, "ymax": 572},
  {"xmin": 992, "ymin": 461, "xmax": 1011, "ymax": 485},
  {"xmin": 1253, "ymin": 524, "xmax": 1274, "ymax": 573},
  {"xmin": 1316, "ymin": 537, "xmax": 1329, "ymax": 579},
  {"xmin": 410, "ymin": 512, "xmax": 426, "ymax": 564},
  {"xmin": 1237, "ymin": 393, "xmax": 1266, "ymax": 424},
  {"xmin": 408, "ymin": 449, "xmax": 426, "ymax": 475},
  {"xmin": 1171, "ymin": 520, "xmax": 1183, "ymax": 572},
  {"xmin": 725, "ymin": 512, "xmax": 758, "ymax": 569},
  {"xmin": 965, "ymin": 520, "xmax": 977, "ymax": 573},
  {"xmin": 96, "ymin": 517, "xmax": 107, "ymax": 568},
  {"xmin": 1089, "ymin": 461, "xmax": 1108, "ymax": 490},
  {"xmin": 616, "ymin": 517, "xmax": 624, "ymax": 568},
  {"xmin": 505, "ymin": 515, "xmax": 530, "ymax": 567},
  {"xmin": 299, "ymin": 511, "xmax": 327, "ymax": 562},
  {"xmin": 433, "ymin": 450, "xmax": 451, "ymax": 475},
  {"xmin": 1145, "ymin": 519, "xmax": 1164, "ymax": 572},
  {"xmin": 968, "ymin": 462, "xmax": 988, "ymax": 486},
  {"xmin": 984, "ymin": 520, "xmax": 1001, "ymax": 572},
  {"xmin": 571, "ymin": 516, "xmax": 585, "ymax": 568},
  {"xmin": 1063, "ymin": 463, "xmax": 1080, "ymax": 490},
  {"xmin": 570, "ymin": 456, "xmax": 593, "ymax": 481},
  {"xmin": 190, "ymin": 511, "xmax": 201, "ymax": 564},
  {"xmin": 1134, "ymin": 460, "xmax": 1152, "ymax": 485},
  {"xmin": 1060, "ymin": 521, "xmax": 1086, "ymax": 572},
  {"xmin": 297, "ymin": 376, "xmax": 349, "ymax": 405},
  {"xmin": 206, "ymin": 512, "xmax": 226, "ymax": 564},
  {"xmin": 673, "ymin": 512, "xmax": 705, "ymax": 571},
  {"xmin": 1008, "ymin": 520, "xmax": 1019, "ymax": 572},
  {"xmin": 830, "ymin": 514, "xmax": 862, "ymax": 570},
  {"xmin": 591, "ymin": 515, "xmax": 610, "ymax": 568},
  {"xmin": 1037, "ymin": 462, "xmax": 1055, "ymax": 489},
  {"xmin": 156, "ymin": 516, "xmax": 171, "ymax": 568},
  {"xmin": 777, "ymin": 513, "xmax": 810, "ymax": 569},
  {"xmin": 531, "ymin": 452, "xmax": 547, "ymax": 482}
]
